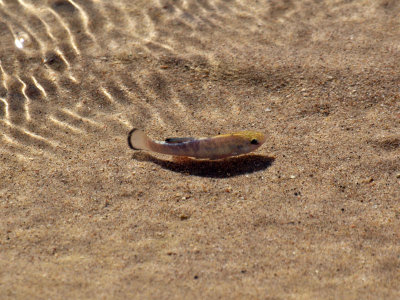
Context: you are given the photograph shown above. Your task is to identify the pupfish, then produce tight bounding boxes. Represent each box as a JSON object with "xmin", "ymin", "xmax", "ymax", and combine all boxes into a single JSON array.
[{"xmin": 128, "ymin": 129, "xmax": 266, "ymax": 160}]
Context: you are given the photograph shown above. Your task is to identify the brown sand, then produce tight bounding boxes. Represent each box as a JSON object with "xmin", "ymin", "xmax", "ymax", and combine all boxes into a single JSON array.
[{"xmin": 0, "ymin": 0, "xmax": 399, "ymax": 299}]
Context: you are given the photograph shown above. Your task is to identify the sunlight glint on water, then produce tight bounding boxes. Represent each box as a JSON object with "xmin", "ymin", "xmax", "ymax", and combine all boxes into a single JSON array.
[{"xmin": 0, "ymin": 0, "xmax": 305, "ymax": 158}]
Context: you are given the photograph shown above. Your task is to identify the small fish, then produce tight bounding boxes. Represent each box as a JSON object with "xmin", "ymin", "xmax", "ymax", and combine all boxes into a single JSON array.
[{"xmin": 128, "ymin": 129, "xmax": 266, "ymax": 160}]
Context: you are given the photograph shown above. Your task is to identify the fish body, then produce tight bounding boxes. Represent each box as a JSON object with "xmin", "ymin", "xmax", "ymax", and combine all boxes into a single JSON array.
[{"xmin": 128, "ymin": 129, "xmax": 266, "ymax": 160}]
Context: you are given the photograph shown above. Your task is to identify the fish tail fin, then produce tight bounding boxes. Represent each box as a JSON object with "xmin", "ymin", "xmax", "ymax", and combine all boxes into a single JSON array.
[{"xmin": 128, "ymin": 128, "xmax": 151, "ymax": 150}]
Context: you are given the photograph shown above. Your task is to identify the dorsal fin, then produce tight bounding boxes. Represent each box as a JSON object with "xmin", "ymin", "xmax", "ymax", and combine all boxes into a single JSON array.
[{"xmin": 165, "ymin": 137, "xmax": 195, "ymax": 144}]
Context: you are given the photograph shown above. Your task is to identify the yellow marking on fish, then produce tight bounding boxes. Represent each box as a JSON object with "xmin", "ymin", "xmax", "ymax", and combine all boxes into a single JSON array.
[{"xmin": 128, "ymin": 129, "xmax": 266, "ymax": 160}]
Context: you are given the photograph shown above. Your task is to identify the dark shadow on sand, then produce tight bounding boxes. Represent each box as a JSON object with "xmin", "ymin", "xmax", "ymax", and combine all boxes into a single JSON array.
[{"xmin": 131, "ymin": 152, "xmax": 275, "ymax": 178}]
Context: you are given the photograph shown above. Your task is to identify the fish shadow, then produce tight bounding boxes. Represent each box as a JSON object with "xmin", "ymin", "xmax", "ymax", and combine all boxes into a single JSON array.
[{"xmin": 131, "ymin": 152, "xmax": 275, "ymax": 178}]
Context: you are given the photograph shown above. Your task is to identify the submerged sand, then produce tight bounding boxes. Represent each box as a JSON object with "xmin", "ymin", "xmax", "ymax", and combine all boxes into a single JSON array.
[{"xmin": 0, "ymin": 0, "xmax": 399, "ymax": 299}]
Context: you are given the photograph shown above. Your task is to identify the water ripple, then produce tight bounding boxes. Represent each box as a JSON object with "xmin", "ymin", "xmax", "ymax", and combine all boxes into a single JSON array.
[{"xmin": 0, "ymin": 0, "xmax": 398, "ymax": 160}]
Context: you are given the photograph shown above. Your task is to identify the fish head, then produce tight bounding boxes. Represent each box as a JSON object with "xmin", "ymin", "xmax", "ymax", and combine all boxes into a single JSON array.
[{"xmin": 234, "ymin": 131, "xmax": 267, "ymax": 151}]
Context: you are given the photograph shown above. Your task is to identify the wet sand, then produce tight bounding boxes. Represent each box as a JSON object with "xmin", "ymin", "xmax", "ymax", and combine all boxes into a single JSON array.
[{"xmin": 1, "ymin": 0, "xmax": 399, "ymax": 299}]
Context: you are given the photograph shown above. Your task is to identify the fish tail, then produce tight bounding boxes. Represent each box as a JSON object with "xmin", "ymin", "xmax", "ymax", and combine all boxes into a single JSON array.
[{"xmin": 128, "ymin": 128, "xmax": 152, "ymax": 150}]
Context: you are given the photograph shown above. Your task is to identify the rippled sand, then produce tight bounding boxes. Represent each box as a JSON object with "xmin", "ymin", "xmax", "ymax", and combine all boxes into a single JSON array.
[{"xmin": 1, "ymin": 0, "xmax": 399, "ymax": 298}]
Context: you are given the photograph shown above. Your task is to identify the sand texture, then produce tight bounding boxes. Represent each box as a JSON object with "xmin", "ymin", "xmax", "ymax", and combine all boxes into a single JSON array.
[{"xmin": 0, "ymin": 0, "xmax": 400, "ymax": 299}]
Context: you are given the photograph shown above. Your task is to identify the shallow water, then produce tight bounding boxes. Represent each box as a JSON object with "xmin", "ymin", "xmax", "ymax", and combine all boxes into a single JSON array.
[{"xmin": 1, "ymin": 1, "xmax": 400, "ymax": 298}]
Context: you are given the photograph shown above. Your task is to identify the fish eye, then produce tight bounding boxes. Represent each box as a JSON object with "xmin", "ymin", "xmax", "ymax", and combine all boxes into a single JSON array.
[{"xmin": 250, "ymin": 139, "xmax": 258, "ymax": 145}]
